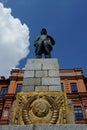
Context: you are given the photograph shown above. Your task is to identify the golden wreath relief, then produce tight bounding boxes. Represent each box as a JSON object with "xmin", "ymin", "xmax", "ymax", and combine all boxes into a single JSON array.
[{"xmin": 12, "ymin": 92, "xmax": 70, "ymax": 124}]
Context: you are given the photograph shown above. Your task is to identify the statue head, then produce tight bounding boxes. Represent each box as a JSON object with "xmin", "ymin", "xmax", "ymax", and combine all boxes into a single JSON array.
[{"xmin": 41, "ymin": 28, "xmax": 47, "ymax": 35}]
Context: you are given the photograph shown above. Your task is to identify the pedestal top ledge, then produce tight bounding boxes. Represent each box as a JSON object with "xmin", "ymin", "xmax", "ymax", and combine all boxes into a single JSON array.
[
  {"xmin": 25, "ymin": 58, "xmax": 59, "ymax": 70},
  {"xmin": 26, "ymin": 58, "xmax": 59, "ymax": 64}
]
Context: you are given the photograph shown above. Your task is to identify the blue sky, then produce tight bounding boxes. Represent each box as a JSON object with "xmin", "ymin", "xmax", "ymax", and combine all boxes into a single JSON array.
[{"xmin": 3, "ymin": 0, "xmax": 87, "ymax": 76}]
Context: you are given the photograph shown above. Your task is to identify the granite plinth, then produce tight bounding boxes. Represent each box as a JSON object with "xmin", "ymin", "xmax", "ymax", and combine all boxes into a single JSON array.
[
  {"xmin": 0, "ymin": 125, "xmax": 87, "ymax": 130},
  {"xmin": 22, "ymin": 59, "xmax": 61, "ymax": 92}
]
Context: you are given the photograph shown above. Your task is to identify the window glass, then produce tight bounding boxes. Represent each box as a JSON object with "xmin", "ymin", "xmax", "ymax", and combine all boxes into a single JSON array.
[
  {"xmin": 16, "ymin": 84, "xmax": 23, "ymax": 92},
  {"xmin": 0, "ymin": 87, "xmax": 7, "ymax": 97},
  {"xmin": 70, "ymin": 83, "xmax": 78, "ymax": 93},
  {"xmin": 3, "ymin": 110, "xmax": 8, "ymax": 117},
  {"xmin": 0, "ymin": 110, "xmax": 2, "ymax": 117},
  {"xmin": 74, "ymin": 106, "xmax": 84, "ymax": 120},
  {"xmin": 61, "ymin": 83, "xmax": 64, "ymax": 91}
]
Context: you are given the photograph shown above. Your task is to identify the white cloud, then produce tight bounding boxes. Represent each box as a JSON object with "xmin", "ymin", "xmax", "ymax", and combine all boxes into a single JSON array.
[{"xmin": 0, "ymin": 3, "xmax": 30, "ymax": 78}]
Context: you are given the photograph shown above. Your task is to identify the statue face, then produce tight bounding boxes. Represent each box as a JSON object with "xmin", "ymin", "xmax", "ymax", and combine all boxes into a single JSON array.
[{"xmin": 41, "ymin": 28, "xmax": 47, "ymax": 34}]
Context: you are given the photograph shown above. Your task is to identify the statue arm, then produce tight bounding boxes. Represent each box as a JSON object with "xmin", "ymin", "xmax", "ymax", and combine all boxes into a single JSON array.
[
  {"xmin": 47, "ymin": 35, "xmax": 55, "ymax": 45},
  {"xmin": 34, "ymin": 36, "xmax": 40, "ymax": 47}
]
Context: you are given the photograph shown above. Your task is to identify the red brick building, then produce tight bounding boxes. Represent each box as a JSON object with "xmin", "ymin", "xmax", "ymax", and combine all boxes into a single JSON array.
[
  {"xmin": 60, "ymin": 68, "xmax": 87, "ymax": 124},
  {"xmin": 0, "ymin": 68, "xmax": 87, "ymax": 124},
  {"xmin": 0, "ymin": 69, "xmax": 24, "ymax": 125}
]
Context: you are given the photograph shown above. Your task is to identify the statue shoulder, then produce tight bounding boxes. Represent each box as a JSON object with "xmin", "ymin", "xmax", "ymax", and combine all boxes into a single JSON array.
[
  {"xmin": 35, "ymin": 35, "xmax": 40, "ymax": 41},
  {"xmin": 47, "ymin": 35, "xmax": 55, "ymax": 45},
  {"xmin": 34, "ymin": 36, "xmax": 40, "ymax": 46}
]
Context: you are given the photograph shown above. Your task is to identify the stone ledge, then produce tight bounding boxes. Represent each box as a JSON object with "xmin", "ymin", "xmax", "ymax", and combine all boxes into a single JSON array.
[
  {"xmin": 0, "ymin": 125, "xmax": 87, "ymax": 130},
  {"xmin": 25, "ymin": 59, "xmax": 59, "ymax": 71},
  {"xmin": 26, "ymin": 58, "xmax": 59, "ymax": 64}
]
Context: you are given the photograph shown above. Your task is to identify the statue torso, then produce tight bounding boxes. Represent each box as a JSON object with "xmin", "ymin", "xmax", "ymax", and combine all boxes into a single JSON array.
[{"xmin": 39, "ymin": 34, "xmax": 47, "ymax": 41}]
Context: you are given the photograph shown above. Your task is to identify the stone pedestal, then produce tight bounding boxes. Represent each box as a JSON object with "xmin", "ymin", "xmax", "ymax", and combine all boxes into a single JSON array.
[
  {"xmin": 12, "ymin": 92, "xmax": 70, "ymax": 124},
  {"xmin": 11, "ymin": 58, "xmax": 75, "ymax": 125},
  {"xmin": 22, "ymin": 59, "xmax": 61, "ymax": 92}
]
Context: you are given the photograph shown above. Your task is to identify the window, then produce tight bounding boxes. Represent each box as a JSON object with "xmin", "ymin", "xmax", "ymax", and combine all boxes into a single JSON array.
[
  {"xmin": 74, "ymin": 106, "xmax": 84, "ymax": 120},
  {"xmin": 0, "ymin": 110, "xmax": 2, "ymax": 118},
  {"xmin": 0, "ymin": 87, "xmax": 7, "ymax": 97},
  {"xmin": 16, "ymin": 84, "xmax": 23, "ymax": 92},
  {"xmin": 61, "ymin": 83, "xmax": 64, "ymax": 91},
  {"xmin": 3, "ymin": 110, "xmax": 8, "ymax": 117},
  {"xmin": 70, "ymin": 83, "xmax": 78, "ymax": 93}
]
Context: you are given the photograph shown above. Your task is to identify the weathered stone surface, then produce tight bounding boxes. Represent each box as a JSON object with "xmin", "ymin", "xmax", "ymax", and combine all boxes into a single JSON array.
[
  {"xmin": 26, "ymin": 58, "xmax": 59, "ymax": 64},
  {"xmin": 22, "ymin": 86, "xmax": 35, "ymax": 92},
  {"xmin": 48, "ymin": 70, "xmax": 60, "ymax": 77},
  {"xmin": 49, "ymin": 85, "xmax": 61, "ymax": 91},
  {"xmin": 42, "ymin": 78, "xmax": 61, "ymax": 86},
  {"xmin": 0, "ymin": 125, "xmax": 87, "ymax": 130},
  {"xmin": 25, "ymin": 59, "xmax": 59, "ymax": 71},
  {"xmin": 24, "ymin": 71, "xmax": 34, "ymax": 77},
  {"xmin": 35, "ymin": 70, "xmax": 47, "ymax": 77},
  {"xmin": 35, "ymin": 86, "xmax": 49, "ymax": 91},
  {"xmin": 23, "ymin": 78, "xmax": 41, "ymax": 86},
  {"xmin": 25, "ymin": 62, "xmax": 41, "ymax": 70},
  {"xmin": 35, "ymin": 124, "xmax": 87, "ymax": 130},
  {"xmin": 0, "ymin": 125, "xmax": 33, "ymax": 130},
  {"xmin": 22, "ymin": 58, "xmax": 61, "ymax": 91},
  {"xmin": 43, "ymin": 63, "xmax": 59, "ymax": 70}
]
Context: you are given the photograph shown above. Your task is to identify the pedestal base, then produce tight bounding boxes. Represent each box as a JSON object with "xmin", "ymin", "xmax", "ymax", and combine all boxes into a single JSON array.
[
  {"xmin": 0, "ymin": 125, "xmax": 87, "ymax": 130},
  {"xmin": 12, "ymin": 92, "xmax": 69, "ymax": 124}
]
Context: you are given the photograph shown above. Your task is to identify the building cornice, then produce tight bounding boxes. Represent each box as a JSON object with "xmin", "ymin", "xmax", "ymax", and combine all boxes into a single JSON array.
[
  {"xmin": 67, "ymin": 92, "xmax": 87, "ymax": 99},
  {"xmin": 60, "ymin": 75, "xmax": 84, "ymax": 80}
]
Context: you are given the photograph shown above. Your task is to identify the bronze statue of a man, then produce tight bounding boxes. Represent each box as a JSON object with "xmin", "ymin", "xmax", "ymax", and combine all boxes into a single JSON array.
[{"xmin": 34, "ymin": 28, "xmax": 55, "ymax": 58}]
